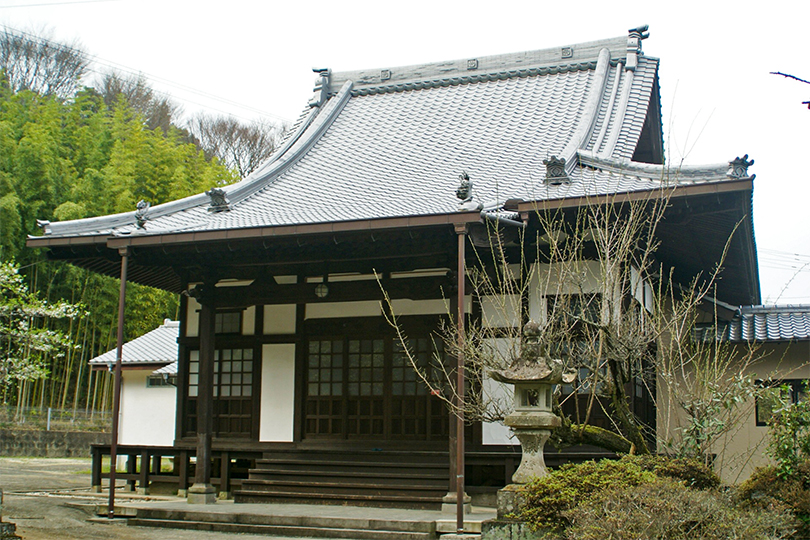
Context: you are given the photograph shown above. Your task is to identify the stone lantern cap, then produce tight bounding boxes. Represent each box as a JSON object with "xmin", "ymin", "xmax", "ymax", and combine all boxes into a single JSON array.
[{"xmin": 490, "ymin": 321, "xmax": 575, "ymax": 385}]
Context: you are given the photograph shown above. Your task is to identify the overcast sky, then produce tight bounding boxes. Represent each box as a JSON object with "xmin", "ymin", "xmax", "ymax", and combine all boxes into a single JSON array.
[{"xmin": 2, "ymin": 0, "xmax": 808, "ymax": 304}]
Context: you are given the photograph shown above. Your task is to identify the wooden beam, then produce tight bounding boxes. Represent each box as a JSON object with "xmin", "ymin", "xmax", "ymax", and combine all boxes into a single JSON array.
[{"xmin": 206, "ymin": 275, "xmax": 454, "ymax": 309}]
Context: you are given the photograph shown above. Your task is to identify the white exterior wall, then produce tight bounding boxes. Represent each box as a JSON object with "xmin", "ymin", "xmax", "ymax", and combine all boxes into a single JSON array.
[
  {"xmin": 306, "ymin": 298, "xmax": 471, "ymax": 319},
  {"xmin": 264, "ymin": 304, "xmax": 296, "ymax": 334},
  {"xmin": 185, "ymin": 296, "xmax": 200, "ymax": 338},
  {"xmin": 119, "ymin": 370, "xmax": 176, "ymax": 446},
  {"xmin": 260, "ymin": 343, "xmax": 296, "ymax": 442},
  {"xmin": 527, "ymin": 261, "xmax": 602, "ymax": 322},
  {"xmin": 480, "ymin": 293, "xmax": 521, "ymax": 445}
]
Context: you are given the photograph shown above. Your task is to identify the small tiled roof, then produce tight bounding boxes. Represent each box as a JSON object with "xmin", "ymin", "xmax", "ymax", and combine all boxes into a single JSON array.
[
  {"xmin": 89, "ymin": 319, "xmax": 179, "ymax": 367},
  {"xmin": 152, "ymin": 361, "xmax": 178, "ymax": 376},
  {"xmin": 728, "ymin": 305, "xmax": 810, "ymax": 342},
  {"xmin": 30, "ymin": 28, "xmax": 751, "ymax": 243}
]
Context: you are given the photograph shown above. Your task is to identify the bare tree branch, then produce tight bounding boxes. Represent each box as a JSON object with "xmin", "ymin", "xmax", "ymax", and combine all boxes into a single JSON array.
[
  {"xmin": 96, "ymin": 71, "xmax": 181, "ymax": 134},
  {"xmin": 0, "ymin": 26, "xmax": 88, "ymax": 99},
  {"xmin": 187, "ymin": 113, "xmax": 285, "ymax": 178},
  {"xmin": 770, "ymin": 71, "xmax": 810, "ymax": 109},
  {"xmin": 770, "ymin": 71, "xmax": 810, "ymax": 85}
]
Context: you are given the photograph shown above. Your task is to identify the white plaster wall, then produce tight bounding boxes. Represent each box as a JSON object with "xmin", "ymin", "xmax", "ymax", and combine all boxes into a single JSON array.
[
  {"xmin": 263, "ymin": 304, "xmax": 297, "ymax": 334},
  {"xmin": 481, "ymin": 295, "xmax": 521, "ymax": 329},
  {"xmin": 186, "ymin": 295, "xmax": 257, "ymax": 337},
  {"xmin": 259, "ymin": 343, "xmax": 296, "ymax": 442},
  {"xmin": 185, "ymin": 296, "xmax": 200, "ymax": 337},
  {"xmin": 391, "ymin": 298, "xmax": 452, "ymax": 316},
  {"xmin": 630, "ymin": 266, "xmax": 654, "ymax": 314},
  {"xmin": 527, "ymin": 261, "xmax": 601, "ymax": 322},
  {"xmin": 481, "ymin": 338, "xmax": 518, "ymax": 446},
  {"xmin": 242, "ymin": 306, "xmax": 256, "ymax": 335},
  {"xmin": 306, "ymin": 301, "xmax": 381, "ymax": 319},
  {"xmin": 119, "ymin": 370, "xmax": 176, "ymax": 446}
]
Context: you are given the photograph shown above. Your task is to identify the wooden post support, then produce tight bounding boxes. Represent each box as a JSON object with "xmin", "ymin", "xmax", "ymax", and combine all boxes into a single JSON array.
[
  {"xmin": 177, "ymin": 450, "xmax": 189, "ymax": 498},
  {"xmin": 126, "ymin": 454, "xmax": 136, "ymax": 492},
  {"xmin": 442, "ymin": 224, "xmax": 472, "ymax": 526},
  {"xmin": 455, "ymin": 224, "xmax": 467, "ymax": 533},
  {"xmin": 220, "ymin": 451, "xmax": 232, "ymax": 499},
  {"xmin": 107, "ymin": 248, "xmax": 128, "ymax": 519},
  {"xmin": 91, "ymin": 446, "xmax": 102, "ymax": 493},
  {"xmin": 138, "ymin": 449, "xmax": 149, "ymax": 495},
  {"xmin": 188, "ymin": 283, "xmax": 217, "ymax": 504}
]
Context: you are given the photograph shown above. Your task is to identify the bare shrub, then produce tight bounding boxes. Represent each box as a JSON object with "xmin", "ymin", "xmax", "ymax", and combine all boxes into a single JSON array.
[{"xmin": 567, "ymin": 478, "xmax": 796, "ymax": 540}]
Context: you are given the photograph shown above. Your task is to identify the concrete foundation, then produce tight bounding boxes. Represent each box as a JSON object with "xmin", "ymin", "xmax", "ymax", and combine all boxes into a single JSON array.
[{"xmin": 187, "ymin": 483, "xmax": 217, "ymax": 505}]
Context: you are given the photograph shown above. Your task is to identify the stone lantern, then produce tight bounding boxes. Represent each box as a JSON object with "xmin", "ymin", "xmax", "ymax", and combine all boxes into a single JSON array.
[{"xmin": 491, "ymin": 321, "xmax": 574, "ymax": 483}]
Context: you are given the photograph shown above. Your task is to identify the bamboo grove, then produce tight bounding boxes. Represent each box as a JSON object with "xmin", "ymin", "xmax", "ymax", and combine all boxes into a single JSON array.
[{"xmin": 0, "ymin": 30, "xmax": 262, "ymax": 415}]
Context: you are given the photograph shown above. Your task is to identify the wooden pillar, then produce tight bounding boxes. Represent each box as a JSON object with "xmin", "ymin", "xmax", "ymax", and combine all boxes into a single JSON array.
[
  {"xmin": 443, "ymin": 225, "xmax": 471, "ymax": 524},
  {"xmin": 188, "ymin": 283, "xmax": 217, "ymax": 504},
  {"xmin": 107, "ymin": 247, "xmax": 128, "ymax": 519},
  {"xmin": 177, "ymin": 450, "xmax": 189, "ymax": 497},
  {"xmin": 220, "ymin": 451, "xmax": 232, "ymax": 499},
  {"xmin": 137, "ymin": 449, "xmax": 149, "ymax": 495},
  {"xmin": 125, "ymin": 454, "xmax": 136, "ymax": 492},
  {"xmin": 91, "ymin": 446, "xmax": 102, "ymax": 493}
]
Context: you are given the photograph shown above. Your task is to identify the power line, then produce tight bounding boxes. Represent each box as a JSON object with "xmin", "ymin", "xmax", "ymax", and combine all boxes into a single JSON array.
[
  {"xmin": 0, "ymin": 23, "xmax": 295, "ymax": 124},
  {"xmin": 0, "ymin": 0, "xmax": 120, "ymax": 8}
]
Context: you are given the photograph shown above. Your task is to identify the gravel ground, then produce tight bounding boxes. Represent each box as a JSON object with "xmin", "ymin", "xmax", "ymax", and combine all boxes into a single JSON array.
[{"xmin": 0, "ymin": 457, "xmax": 324, "ymax": 540}]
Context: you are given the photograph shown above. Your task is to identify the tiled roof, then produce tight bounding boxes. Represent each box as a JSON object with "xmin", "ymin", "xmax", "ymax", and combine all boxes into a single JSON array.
[
  {"xmin": 728, "ymin": 305, "xmax": 810, "ymax": 342},
  {"xmin": 153, "ymin": 361, "xmax": 178, "ymax": 376},
  {"xmin": 89, "ymin": 319, "xmax": 179, "ymax": 367},
  {"xmin": 32, "ymin": 29, "xmax": 750, "ymax": 242}
]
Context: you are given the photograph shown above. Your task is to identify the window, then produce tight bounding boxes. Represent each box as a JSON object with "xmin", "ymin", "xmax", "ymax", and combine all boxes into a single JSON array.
[
  {"xmin": 304, "ymin": 334, "xmax": 448, "ymax": 440},
  {"xmin": 756, "ymin": 379, "xmax": 807, "ymax": 426},
  {"xmin": 546, "ymin": 293, "xmax": 601, "ymax": 326},
  {"xmin": 215, "ymin": 311, "xmax": 242, "ymax": 334},
  {"xmin": 186, "ymin": 347, "xmax": 256, "ymax": 437},
  {"xmin": 146, "ymin": 375, "xmax": 175, "ymax": 387}
]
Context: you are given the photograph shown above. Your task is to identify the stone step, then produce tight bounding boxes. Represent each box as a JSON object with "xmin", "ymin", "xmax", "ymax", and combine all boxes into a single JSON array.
[
  {"xmin": 128, "ymin": 517, "xmax": 435, "ymax": 540},
  {"xmin": 133, "ymin": 506, "xmax": 437, "ymax": 533}
]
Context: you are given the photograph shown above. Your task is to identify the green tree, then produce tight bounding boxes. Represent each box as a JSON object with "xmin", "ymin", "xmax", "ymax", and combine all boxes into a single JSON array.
[{"xmin": 0, "ymin": 261, "xmax": 85, "ymax": 405}]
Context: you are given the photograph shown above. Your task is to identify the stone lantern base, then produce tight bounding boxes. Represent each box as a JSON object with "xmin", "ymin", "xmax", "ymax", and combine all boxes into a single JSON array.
[{"xmin": 503, "ymin": 410, "xmax": 560, "ymax": 484}]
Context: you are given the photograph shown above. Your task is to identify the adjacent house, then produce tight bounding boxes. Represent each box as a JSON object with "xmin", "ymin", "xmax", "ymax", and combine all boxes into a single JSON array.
[
  {"xmin": 88, "ymin": 319, "xmax": 178, "ymax": 447},
  {"xmin": 709, "ymin": 305, "xmax": 810, "ymax": 482},
  {"xmin": 30, "ymin": 27, "xmax": 767, "ymax": 506}
]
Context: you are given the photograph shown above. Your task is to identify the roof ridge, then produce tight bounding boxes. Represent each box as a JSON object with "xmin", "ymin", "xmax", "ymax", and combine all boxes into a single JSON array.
[
  {"xmin": 224, "ymin": 81, "xmax": 354, "ymax": 208},
  {"xmin": 739, "ymin": 304, "xmax": 810, "ymax": 314},
  {"xmin": 349, "ymin": 62, "xmax": 598, "ymax": 96},
  {"xmin": 331, "ymin": 34, "xmax": 635, "ymax": 95},
  {"xmin": 559, "ymin": 48, "xmax": 612, "ymax": 174},
  {"xmin": 577, "ymin": 150, "xmax": 735, "ymax": 182}
]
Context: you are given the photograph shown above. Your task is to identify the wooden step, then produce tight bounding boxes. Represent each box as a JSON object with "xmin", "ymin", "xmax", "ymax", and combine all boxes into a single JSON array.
[
  {"xmin": 248, "ymin": 468, "xmax": 448, "ymax": 487},
  {"xmin": 237, "ymin": 449, "xmax": 450, "ymax": 509},
  {"xmin": 261, "ymin": 449, "xmax": 449, "ymax": 465},
  {"xmin": 233, "ymin": 489, "xmax": 444, "ymax": 510},
  {"xmin": 239, "ymin": 479, "xmax": 445, "ymax": 498}
]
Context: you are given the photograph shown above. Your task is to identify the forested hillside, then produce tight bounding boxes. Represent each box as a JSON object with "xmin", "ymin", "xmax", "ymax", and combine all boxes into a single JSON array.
[{"xmin": 0, "ymin": 28, "xmax": 281, "ymax": 415}]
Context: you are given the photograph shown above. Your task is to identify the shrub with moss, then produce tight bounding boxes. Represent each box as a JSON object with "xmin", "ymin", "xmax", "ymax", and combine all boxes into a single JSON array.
[
  {"xmin": 626, "ymin": 454, "xmax": 720, "ymax": 489},
  {"xmin": 566, "ymin": 478, "xmax": 796, "ymax": 540},
  {"xmin": 739, "ymin": 462, "xmax": 810, "ymax": 534},
  {"xmin": 517, "ymin": 458, "xmax": 657, "ymax": 532}
]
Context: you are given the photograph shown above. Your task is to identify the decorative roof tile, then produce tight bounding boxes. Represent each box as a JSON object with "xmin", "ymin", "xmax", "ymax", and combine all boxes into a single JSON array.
[{"xmin": 728, "ymin": 305, "xmax": 810, "ymax": 342}]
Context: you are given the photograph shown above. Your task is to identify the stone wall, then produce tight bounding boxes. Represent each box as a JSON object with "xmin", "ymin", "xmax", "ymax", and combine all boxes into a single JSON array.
[{"xmin": 0, "ymin": 429, "xmax": 109, "ymax": 457}]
